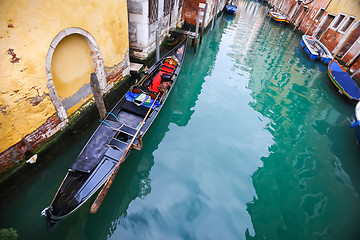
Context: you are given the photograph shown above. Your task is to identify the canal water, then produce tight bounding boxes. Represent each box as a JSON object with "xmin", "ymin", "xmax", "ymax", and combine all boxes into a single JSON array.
[{"xmin": 1, "ymin": 1, "xmax": 360, "ymax": 239}]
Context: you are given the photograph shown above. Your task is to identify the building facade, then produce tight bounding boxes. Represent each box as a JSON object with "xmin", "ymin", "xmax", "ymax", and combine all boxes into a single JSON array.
[
  {"xmin": 182, "ymin": 0, "xmax": 227, "ymax": 28},
  {"xmin": 268, "ymin": 0, "xmax": 360, "ymax": 78},
  {"xmin": 127, "ymin": 0, "xmax": 184, "ymax": 60},
  {"xmin": 0, "ymin": 0, "xmax": 130, "ymax": 173}
]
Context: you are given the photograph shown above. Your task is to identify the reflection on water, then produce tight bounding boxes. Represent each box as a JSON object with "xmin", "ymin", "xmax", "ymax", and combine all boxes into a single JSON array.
[{"xmin": 1, "ymin": 1, "xmax": 360, "ymax": 240}]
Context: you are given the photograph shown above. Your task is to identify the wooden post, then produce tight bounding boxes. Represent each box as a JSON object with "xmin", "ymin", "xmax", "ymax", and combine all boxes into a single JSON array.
[
  {"xmin": 156, "ymin": 27, "xmax": 160, "ymax": 62},
  {"xmin": 90, "ymin": 72, "xmax": 106, "ymax": 120},
  {"xmin": 194, "ymin": 9, "xmax": 201, "ymax": 53},
  {"xmin": 200, "ymin": 3, "xmax": 208, "ymax": 45},
  {"xmin": 351, "ymin": 67, "xmax": 360, "ymax": 78},
  {"xmin": 211, "ymin": 0, "xmax": 219, "ymax": 32}
]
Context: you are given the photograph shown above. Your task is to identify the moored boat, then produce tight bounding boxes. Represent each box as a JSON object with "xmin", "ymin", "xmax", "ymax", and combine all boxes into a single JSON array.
[
  {"xmin": 41, "ymin": 38, "xmax": 187, "ymax": 227},
  {"xmin": 300, "ymin": 35, "xmax": 333, "ymax": 64},
  {"xmin": 350, "ymin": 101, "xmax": 360, "ymax": 145},
  {"xmin": 328, "ymin": 59, "xmax": 360, "ymax": 102},
  {"xmin": 226, "ymin": 4, "xmax": 238, "ymax": 14},
  {"xmin": 268, "ymin": 10, "xmax": 290, "ymax": 24}
]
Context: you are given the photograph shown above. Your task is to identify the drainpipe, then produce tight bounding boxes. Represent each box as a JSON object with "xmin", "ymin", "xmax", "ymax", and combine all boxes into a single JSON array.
[{"xmin": 200, "ymin": 3, "xmax": 208, "ymax": 45}]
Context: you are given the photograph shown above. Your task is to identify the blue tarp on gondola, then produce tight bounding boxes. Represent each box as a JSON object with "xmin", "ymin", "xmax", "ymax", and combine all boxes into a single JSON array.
[
  {"xmin": 329, "ymin": 60, "xmax": 360, "ymax": 100},
  {"xmin": 126, "ymin": 92, "xmax": 161, "ymax": 108}
]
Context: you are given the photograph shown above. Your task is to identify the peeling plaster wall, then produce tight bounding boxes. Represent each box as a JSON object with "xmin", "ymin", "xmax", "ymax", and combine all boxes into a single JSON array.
[
  {"xmin": 0, "ymin": 0, "xmax": 129, "ymax": 173},
  {"xmin": 326, "ymin": 0, "xmax": 360, "ymax": 17}
]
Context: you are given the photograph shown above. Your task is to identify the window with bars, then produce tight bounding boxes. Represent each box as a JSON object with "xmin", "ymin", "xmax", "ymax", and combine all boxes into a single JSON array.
[
  {"xmin": 149, "ymin": 0, "xmax": 158, "ymax": 24},
  {"xmin": 311, "ymin": 9, "xmax": 316, "ymax": 19},
  {"xmin": 315, "ymin": 8, "xmax": 325, "ymax": 21},
  {"xmin": 331, "ymin": 14, "xmax": 346, "ymax": 29},
  {"xmin": 340, "ymin": 16, "xmax": 355, "ymax": 33},
  {"xmin": 164, "ymin": 0, "xmax": 175, "ymax": 16}
]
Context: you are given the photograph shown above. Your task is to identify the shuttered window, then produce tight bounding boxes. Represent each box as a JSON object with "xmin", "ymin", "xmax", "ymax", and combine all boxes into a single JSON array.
[
  {"xmin": 149, "ymin": 0, "xmax": 158, "ymax": 24},
  {"xmin": 340, "ymin": 17, "xmax": 355, "ymax": 33},
  {"xmin": 164, "ymin": 0, "xmax": 175, "ymax": 16}
]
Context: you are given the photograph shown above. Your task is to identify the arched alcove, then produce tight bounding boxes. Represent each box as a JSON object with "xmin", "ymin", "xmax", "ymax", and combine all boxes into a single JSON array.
[{"xmin": 45, "ymin": 28, "xmax": 106, "ymax": 121}]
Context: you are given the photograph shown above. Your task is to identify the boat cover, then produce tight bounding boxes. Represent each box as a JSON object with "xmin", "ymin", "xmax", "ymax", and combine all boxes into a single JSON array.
[
  {"xmin": 329, "ymin": 60, "xmax": 360, "ymax": 100},
  {"xmin": 71, "ymin": 123, "xmax": 119, "ymax": 173},
  {"xmin": 126, "ymin": 92, "xmax": 161, "ymax": 108}
]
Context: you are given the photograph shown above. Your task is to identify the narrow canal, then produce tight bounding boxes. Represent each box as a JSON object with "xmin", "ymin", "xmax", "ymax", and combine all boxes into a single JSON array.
[{"xmin": 1, "ymin": 1, "xmax": 360, "ymax": 239}]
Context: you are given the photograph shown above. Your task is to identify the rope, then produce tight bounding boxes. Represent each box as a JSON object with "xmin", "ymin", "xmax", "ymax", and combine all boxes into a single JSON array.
[{"xmin": 107, "ymin": 112, "xmax": 119, "ymax": 122}]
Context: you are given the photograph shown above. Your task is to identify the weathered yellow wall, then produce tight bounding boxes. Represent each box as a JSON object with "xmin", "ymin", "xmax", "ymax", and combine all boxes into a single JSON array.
[
  {"xmin": 0, "ymin": 0, "xmax": 129, "ymax": 153},
  {"xmin": 327, "ymin": 0, "xmax": 360, "ymax": 18}
]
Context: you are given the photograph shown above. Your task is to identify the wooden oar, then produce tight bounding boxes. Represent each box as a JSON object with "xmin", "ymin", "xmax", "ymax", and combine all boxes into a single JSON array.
[{"xmin": 90, "ymin": 93, "xmax": 159, "ymax": 214}]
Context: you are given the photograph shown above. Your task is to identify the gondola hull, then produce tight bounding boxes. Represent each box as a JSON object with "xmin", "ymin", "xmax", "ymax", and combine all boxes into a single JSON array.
[{"xmin": 42, "ymin": 38, "xmax": 187, "ymax": 227}]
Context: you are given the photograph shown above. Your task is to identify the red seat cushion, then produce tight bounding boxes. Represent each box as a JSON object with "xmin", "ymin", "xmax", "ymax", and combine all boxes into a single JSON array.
[
  {"xmin": 163, "ymin": 62, "xmax": 175, "ymax": 69},
  {"xmin": 149, "ymin": 71, "xmax": 165, "ymax": 93}
]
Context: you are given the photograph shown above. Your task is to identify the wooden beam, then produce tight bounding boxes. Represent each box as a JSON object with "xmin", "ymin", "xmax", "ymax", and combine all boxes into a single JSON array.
[{"xmin": 90, "ymin": 72, "xmax": 107, "ymax": 120}]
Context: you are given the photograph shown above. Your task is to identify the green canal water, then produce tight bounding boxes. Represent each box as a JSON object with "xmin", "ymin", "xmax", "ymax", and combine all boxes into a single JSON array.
[{"xmin": 1, "ymin": 1, "xmax": 360, "ymax": 239}]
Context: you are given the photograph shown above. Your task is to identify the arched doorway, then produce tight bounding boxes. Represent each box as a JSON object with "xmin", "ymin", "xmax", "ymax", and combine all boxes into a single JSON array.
[{"xmin": 46, "ymin": 28, "xmax": 106, "ymax": 121}]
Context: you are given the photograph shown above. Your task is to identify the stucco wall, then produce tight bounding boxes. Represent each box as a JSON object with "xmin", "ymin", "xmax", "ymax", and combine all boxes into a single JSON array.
[
  {"xmin": 0, "ymin": 0, "xmax": 129, "ymax": 169},
  {"xmin": 326, "ymin": 0, "xmax": 360, "ymax": 17}
]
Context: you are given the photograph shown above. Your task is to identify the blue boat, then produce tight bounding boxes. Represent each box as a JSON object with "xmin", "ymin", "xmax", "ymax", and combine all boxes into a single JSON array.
[
  {"xmin": 300, "ymin": 35, "xmax": 333, "ymax": 64},
  {"xmin": 226, "ymin": 4, "xmax": 238, "ymax": 14},
  {"xmin": 351, "ymin": 101, "xmax": 360, "ymax": 145},
  {"xmin": 328, "ymin": 59, "xmax": 360, "ymax": 101}
]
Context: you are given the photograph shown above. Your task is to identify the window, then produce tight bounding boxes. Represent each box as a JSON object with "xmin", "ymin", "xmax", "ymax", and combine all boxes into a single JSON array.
[
  {"xmin": 332, "ymin": 14, "xmax": 345, "ymax": 29},
  {"xmin": 315, "ymin": 8, "xmax": 325, "ymax": 21},
  {"xmin": 164, "ymin": 0, "xmax": 171, "ymax": 16},
  {"xmin": 149, "ymin": 0, "xmax": 158, "ymax": 24},
  {"xmin": 311, "ymin": 9, "xmax": 317, "ymax": 19},
  {"xmin": 340, "ymin": 16, "xmax": 356, "ymax": 33}
]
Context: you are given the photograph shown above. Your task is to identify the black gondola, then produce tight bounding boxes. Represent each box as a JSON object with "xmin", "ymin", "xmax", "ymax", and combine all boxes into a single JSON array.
[{"xmin": 41, "ymin": 38, "xmax": 187, "ymax": 227}]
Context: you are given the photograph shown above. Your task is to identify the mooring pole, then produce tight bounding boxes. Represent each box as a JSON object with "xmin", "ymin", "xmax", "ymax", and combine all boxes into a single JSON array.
[
  {"xmin": 156, "ymin": 26, "xmax": 160, "ymax": 62},
  {"xmin": 351, "ymin": 67, "xmax": 360, "ymax": 78},
  {"xmin": 194, "ymin": 8, "xmax": 201, "ymax": 53},
  {"xmin": 90, "ymin": 72, "xmax": 106, "ymax": 120},
  {"xmin": 211, "ymin": 0, "xmax": 219, "ymax": 32},
  {"xmin": 200, "ymin": 3, "xmax": 208, "ymax": 45}
]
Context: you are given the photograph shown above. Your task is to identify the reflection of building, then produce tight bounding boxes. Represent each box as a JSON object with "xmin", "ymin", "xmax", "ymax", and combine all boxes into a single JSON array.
[
  {"xmin": 241, "ymin": 3, "xmax": 360, "ymax": 239},
  {"xmin": 267, "ymin": 0, "xmax": 360, "ymax": 78},
  {"xmin": 0, "ymin": 0, "xmax": 130, "ymax": 173}
]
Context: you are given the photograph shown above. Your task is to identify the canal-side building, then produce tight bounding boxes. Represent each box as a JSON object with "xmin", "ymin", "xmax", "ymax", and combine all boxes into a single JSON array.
[
  {"xmin": 0, "ymin": 0, "xmax": 130, "ymax": 174},
  {"xmin": 182, "ymin": 0, "xmax": 227, "ymax": 28},
  {"xmin": 268, "ymin": 0, "xmax": 360, "ymax": 78},
  {"xmin": 127, "ymin": 0, "xmax": 184, "ymax": 60}
]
